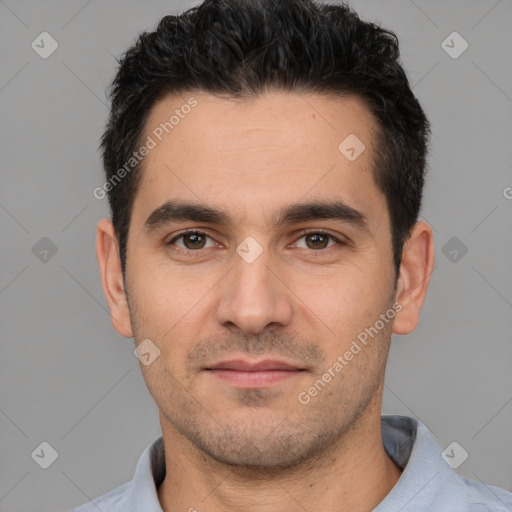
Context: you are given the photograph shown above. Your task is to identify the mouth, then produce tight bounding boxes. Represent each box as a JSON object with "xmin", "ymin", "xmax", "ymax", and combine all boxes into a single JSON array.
[{"xmin": 204, "ymin": 359, "xmax": 306, "ymax": 388}]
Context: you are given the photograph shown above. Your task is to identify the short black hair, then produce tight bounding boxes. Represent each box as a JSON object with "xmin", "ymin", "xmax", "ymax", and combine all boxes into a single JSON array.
[{"xmin": 100, "ymin": 0, "xmax": 431, "ymax": 280}]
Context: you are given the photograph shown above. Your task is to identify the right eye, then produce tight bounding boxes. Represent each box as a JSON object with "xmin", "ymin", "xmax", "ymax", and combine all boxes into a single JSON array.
[{"xmin": 166, "ymin": 230, "xmax": 218, "ymax": 255}]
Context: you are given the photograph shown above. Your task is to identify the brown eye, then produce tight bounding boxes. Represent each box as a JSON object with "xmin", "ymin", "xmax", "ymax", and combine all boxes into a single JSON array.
[
  {"xmin": 167, "ymin": 231, "xmax": 215, "ymax": 251},
  {"xmin": 294, "ymin": 231, "xmax": 344, "ymax": 251},
  {"xmin": 182, "ymin": 232, "xmax": 207, "ymax": 249},
  {"xmin": 304, "ymin": 232, "xmax": 330, "ymax": 249}
]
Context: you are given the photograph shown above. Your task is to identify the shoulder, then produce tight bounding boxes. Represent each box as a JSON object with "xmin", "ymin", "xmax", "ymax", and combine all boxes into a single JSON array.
[
  {"xmin": 459, "ymin": 475, "xmax": 512, "ymax": 511},
  {"xmin": 68, "ymin": 481, "xmax": 130, "ymax": 511}
]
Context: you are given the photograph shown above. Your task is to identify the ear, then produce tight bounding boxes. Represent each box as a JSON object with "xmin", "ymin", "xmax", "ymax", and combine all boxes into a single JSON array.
[
  {"xmin": 96, "ymin": 218, "xmax": 133, "ymax": 338},
  {"xmin": 392, "ymin": 221, "xmax": 435, "ymax": 335}
]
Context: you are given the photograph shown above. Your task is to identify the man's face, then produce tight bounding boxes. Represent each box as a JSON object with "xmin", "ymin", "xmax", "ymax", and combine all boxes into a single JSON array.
[{"xmin": 124, "ymin": 91, "xmax": 398, "ymax": 468}]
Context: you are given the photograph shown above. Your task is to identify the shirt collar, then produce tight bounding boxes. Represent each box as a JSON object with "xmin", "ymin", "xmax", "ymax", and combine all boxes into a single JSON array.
[
  {"xmin": 123, "ymin": 435, "xmax": 165, "ymax": 510},
  {"xmin": 375, "ymin": 415, "xmax": 470, "ymax": 511}
]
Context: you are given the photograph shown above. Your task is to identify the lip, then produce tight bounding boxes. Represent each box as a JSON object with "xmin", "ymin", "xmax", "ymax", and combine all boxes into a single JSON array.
[
  {"xmin": 207, "ymin": 359, "xmax": 302, "ymax": 371},
  {"xmin": 205, "ymin": 359, "xmax": 305, "ymax": 388}
]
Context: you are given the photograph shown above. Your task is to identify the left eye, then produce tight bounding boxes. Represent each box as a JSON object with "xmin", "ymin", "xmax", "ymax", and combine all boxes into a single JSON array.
[{"xmin": 294, "ymin": 231, "xmax": 342, "ymax": 250}]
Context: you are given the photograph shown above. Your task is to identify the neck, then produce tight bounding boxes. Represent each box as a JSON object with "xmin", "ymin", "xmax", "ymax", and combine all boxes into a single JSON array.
[{"xmin": 157, "ymin": 401, "xmax": 402, "ymax": 512}]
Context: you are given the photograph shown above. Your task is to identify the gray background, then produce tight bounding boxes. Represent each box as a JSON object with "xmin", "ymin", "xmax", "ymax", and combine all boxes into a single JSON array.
[{"xmin": 1, "ymin": 0, "xmax": 511, "ymax": 510}]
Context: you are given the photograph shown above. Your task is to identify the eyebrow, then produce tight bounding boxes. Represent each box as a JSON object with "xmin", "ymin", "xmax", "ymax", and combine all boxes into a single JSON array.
[{"xmin": 143, "ymin": 199, "xmax": 370, "ymax": 234}]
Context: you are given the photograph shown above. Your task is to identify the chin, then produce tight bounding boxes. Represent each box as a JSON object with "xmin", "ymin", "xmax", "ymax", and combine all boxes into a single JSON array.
[{"xmin": 187, "ymin": 421, "xmax": 335, "ymax": 470}]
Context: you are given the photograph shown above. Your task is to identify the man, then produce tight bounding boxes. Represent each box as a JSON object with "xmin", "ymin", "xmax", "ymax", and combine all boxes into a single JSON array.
[{"xmin": 73, "ymin": 0, "xmax": 512, "ymax": 510}]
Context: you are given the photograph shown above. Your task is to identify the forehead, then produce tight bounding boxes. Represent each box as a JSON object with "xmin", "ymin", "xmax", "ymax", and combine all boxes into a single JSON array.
[{"xmin": 132, "ymin": 90, "xmax": 387, "ymax": 234}]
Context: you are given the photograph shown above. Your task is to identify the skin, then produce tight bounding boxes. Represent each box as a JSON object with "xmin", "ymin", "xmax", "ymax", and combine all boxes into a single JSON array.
[{"xmin": 97, "ymin": 90, "xmax": 435, "ymax": 512}]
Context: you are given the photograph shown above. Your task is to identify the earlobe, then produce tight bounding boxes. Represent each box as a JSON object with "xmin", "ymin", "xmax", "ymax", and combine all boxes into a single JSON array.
[
  {"xmin": 96, "ymin": 218, "xmax": 133, "ymax": 338},
  {"xmin": 392, "ymin": 221, "xmax": 435, "ymax": 335}
]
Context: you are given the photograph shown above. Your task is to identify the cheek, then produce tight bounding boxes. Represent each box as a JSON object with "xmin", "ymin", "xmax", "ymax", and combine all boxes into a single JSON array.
[
  {"xmin": 295, "ymin": 267, "xmax": 384, "ymax": 341},
  {"xmin": 130, "ymin": 263, "xmax": 210, "ymax": 323},
  {"xmin": 128, "ymin": 267, "xmax": 215, "ymax": 368}
]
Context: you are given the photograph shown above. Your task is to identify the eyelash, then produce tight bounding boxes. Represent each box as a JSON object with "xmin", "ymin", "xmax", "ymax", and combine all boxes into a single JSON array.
[{"xmin": 165, "ymin": 229, "xmax": 347, "ymax": 258}]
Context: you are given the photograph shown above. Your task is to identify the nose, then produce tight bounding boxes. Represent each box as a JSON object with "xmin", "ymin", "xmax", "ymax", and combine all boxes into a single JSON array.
[{"xmin": 214, "ymin": 242, "xmax": 294, "ymax": 336}]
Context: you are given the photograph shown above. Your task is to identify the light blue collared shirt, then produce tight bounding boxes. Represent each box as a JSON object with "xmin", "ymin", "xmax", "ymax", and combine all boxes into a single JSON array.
[{"xmin": 70, "ymin": 415, "xmax": 512, "ymax": 511}]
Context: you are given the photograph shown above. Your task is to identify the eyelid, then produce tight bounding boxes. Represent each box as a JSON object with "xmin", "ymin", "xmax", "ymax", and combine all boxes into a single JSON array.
[
  {"xmin": 291, "ymin": 228, "xmax": 349, "ymax": 245},
  {"xmin": 166, "ymin": 229, "xmax": 219, "ymax": 249}
]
